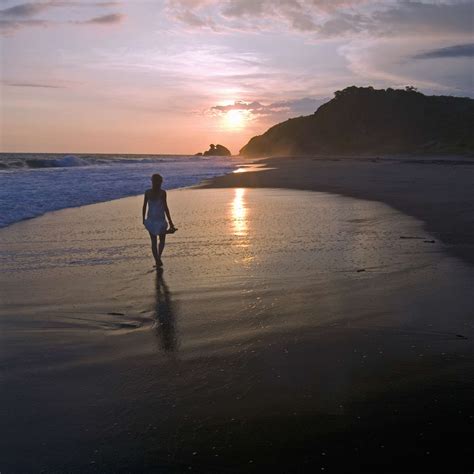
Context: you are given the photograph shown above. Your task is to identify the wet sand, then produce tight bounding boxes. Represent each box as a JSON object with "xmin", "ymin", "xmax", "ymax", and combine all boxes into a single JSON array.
[
  {"xmin": 1, "ymin": 185, "xmax": 474, "ymax": 473},
  {"xmin": 203, "ymin": 155, "xmax": 474, "ymax": 266}
]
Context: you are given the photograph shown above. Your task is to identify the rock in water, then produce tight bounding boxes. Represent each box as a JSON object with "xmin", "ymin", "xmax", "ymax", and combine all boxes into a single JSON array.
[{"xmin": 201, "ymin": 144, "xmax": 232, "ymax": 157}]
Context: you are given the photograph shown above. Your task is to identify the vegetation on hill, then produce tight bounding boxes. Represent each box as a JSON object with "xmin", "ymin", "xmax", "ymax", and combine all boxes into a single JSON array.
[{"xmin": 240, "ymin": 86, "xmax": 474, "ymax": 156}]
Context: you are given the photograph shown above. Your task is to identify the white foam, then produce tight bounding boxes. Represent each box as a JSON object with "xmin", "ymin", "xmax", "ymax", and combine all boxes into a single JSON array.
[{"xmin": 52, "ymin": 155, "xmax": 91, "ymax": 167}]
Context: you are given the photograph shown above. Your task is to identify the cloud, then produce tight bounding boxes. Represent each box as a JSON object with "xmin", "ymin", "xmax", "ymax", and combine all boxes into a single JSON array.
[
  {"xmin": 2, "ymin": 80, "xmax": 65, "ymax": 88},
  {"xmin": 0, "ymin": 2, "xmax": 121, "ymax": 17},
  {"xmin": 0, "ymin": 2, "xmax": 50, "ymax": 17},
  {"xmin": 174, "ymin": 9, "xmax": 216, "ymax": 29},
  {"xmin": 167, "ymin": 0, "xmax": 474, "ymax": 38},
  {"xmin": 340, "ymin": 40, "xmax": 435, "ymax": 88},
  {"xmin": 77, "ymin": 13, "xmax": 124, "ymax": 24},
  {"xmin": 413, "ymin": 43, "xmax": 474, "ymax": 60},
  {"xmin": 371, "ymin": 1, "xmax": 473, "ymax": 37},
  {"xmin": 210, "ymin": 96, "xmax": 328, "ymax": 120},
  {"xmin": 166, "ymin": 0, "xmax": 473, "ymax": 98},
  {"xmin": 0, "ymin": 1, "xmax": 124, "ymax": 33},
  {"xmin": 217, "ymin": 0, "xmax": 369, "ymax": 18},
  {"xmin": 0, "ymin": 18, "xmax": 49, "ymax": 33}
]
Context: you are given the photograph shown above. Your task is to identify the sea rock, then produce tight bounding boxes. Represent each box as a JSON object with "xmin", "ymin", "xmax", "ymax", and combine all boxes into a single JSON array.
[{"xmin": 201, "ymin": 144, "xmax": 232, "ymax": 157}]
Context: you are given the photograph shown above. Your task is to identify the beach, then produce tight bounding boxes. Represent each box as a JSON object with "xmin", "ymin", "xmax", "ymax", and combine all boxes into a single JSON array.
[{"xmin": 1, "ymin": 157, "xmax": 474, "ymax": 473}]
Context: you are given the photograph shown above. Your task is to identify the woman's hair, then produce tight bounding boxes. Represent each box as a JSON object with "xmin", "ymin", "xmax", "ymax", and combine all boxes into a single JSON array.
[{"xmin": 151, "ymin": 173, "xmax": 163, "ymax": 191}]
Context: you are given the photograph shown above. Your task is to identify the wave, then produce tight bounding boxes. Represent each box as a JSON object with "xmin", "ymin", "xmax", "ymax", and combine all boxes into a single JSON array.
[
  {"xmin": 0, "ymin": 154, "xmax": 190, "ymax": 170},
  {"xmin": 0, "ymin": 155, "xmax": 95, "ymax": 169},
  {"xmin": 25, "ymin": 155, "xmax": 92, "ymax": 168}
]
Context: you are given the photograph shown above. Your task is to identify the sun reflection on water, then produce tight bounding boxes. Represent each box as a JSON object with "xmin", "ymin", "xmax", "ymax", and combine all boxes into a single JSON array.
[{"xmin": 231, "ymin": 188, "xmax": 247, "ymax": 237}]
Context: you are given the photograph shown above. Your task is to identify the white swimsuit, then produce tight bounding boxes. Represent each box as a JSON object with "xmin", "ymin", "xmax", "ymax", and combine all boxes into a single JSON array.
[{"xmin": 144, "ymin": 194, "xmax": 168, "ymax": 235}]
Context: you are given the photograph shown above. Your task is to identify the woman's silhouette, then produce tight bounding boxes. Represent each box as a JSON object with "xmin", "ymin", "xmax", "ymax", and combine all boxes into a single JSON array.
[
  {"xmin": 142, "ymin": 174, "xmax": 176, "ymax": 266},
  {"xmin": 154, "ymin": 269, "xmax": 177, "ymax": 352}
]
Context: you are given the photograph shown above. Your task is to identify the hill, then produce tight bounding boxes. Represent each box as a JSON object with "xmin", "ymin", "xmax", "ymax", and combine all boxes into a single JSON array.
[{"xmin": 240, "ymin": 86, "xmax": 474, "ymax": 156}]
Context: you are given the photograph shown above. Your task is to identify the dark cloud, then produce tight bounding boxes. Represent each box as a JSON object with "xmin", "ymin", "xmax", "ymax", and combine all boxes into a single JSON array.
[
  {"xmin": 77, "ymin": 13, "xmax": 124, "ymax": 24},
  {"xmin": 212, "ymin": 100, "xmax": 265, "ymax": 114},
  {"xmin": 414, "ymin": 43, "xmax": 474, "ymax": 60},
  {"xmin": 0, "ymin": 2, "xmax": 122, "ymax": 18},
  {"xmin": 172, "ymin": 0, "xmax": 319, "ymax": 31},
  {"xmin": 0, "ymin": 1, "xmax": 124, "ymax": 33},
  {"xmin": 211, "ymin": 97, "xmax": 328, "ymax": 119},
  {"xmin": 316, "ymin": 13, "xmax": 365, "ymax": 36},
  {"xmin": 221, "ymin": 0, "xmax": 267, "ymax": 18},
  {"xmin": 0, "ymin": 2, "xmax": 50, "ymax": 17},
  {"xmin": 168, "ymin": 0, "xmax": 473, "ymax": 38},
  {"xmin": 2, "ymin": 80, "xmax": 64, "ymax": 88},
  {"xmin": 372, "ymin": 1, "xmax": 473, "ymax": 36},
  {"xmin": 175, "ymin": 9, "xmax": 216, "ymax": 29},
  {"xmin": 219, "ymin": 0, "xmax": 366, "ymax": 18}
]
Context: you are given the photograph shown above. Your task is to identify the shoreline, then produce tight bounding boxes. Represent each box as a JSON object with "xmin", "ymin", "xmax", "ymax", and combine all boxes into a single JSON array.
[{"xmin": 201, "ymin": 155, "xmax": 474, "ymax": 267}]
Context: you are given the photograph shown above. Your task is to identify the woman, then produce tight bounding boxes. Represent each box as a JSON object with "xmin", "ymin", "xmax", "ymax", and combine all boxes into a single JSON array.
[{"xmin": 142, "ymin": 174, "xmax": 176, "ymax": 267}]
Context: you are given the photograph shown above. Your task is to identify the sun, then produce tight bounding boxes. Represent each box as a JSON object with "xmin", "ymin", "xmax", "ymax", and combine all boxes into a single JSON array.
[{"xmin": 224, "ymin": 109, "xmax": 248, "ymax": 130}]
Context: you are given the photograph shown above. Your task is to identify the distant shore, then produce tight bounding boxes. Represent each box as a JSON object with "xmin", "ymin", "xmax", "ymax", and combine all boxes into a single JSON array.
[{"xmin": 202, "ymin": 155, "xmax": 474, "ymax": 267}]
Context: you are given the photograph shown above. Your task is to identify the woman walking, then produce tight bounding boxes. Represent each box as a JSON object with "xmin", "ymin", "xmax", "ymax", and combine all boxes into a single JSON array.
[{"xmin": 142, "ymin": 174, "xmax": 176, "ymax": 267}]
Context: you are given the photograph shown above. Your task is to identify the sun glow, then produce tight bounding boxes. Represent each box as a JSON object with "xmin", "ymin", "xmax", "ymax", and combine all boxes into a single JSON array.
[{"xmin": 224, "ymin": 109, "xmax": 248, "ymax": 130}]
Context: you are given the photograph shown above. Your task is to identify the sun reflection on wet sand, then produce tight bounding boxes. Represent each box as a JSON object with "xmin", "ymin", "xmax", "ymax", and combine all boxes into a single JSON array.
[
  {"xmin": 232, "ymin": 164, "xmax": 276, "ymax": 174},
  {"xmin": 231, "ymin": 188, "xmax": 248, "ymax": 238}
]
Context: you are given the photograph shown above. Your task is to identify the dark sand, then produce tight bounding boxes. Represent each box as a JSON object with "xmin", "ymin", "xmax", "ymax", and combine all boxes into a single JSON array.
[{"xmin": 1, "ymin": 164, "xmax": 474, "ymax": 473}]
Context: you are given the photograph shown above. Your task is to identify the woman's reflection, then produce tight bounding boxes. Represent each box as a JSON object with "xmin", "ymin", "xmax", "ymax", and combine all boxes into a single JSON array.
[{"xmin": 154, "ymin": 268, "xmax": 178, "ymax": 352}]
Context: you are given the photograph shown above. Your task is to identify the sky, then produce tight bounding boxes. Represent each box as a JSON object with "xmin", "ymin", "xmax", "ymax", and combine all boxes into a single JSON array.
[{"xmin": 0, "ymin": 0, "xmax": 473, "ymax": 155}]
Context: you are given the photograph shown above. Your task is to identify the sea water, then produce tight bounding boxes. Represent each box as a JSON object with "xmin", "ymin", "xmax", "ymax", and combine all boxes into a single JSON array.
[{"xmin": 0, "ymin": 153, "xmax": 239, "ymax": 228}]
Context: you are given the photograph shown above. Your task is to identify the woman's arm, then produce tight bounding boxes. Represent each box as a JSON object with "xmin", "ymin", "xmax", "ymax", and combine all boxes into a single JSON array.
[
  {"xmin": 163, "ymin": 191, "xmax": 175, "ymax": 228},
  {"xmin": 142, "ymin": 193, "xmax": 148, "ymax": 223}
]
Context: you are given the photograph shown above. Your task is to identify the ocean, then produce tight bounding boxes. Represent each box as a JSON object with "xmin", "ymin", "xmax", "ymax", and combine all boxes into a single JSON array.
[{"xmin": 0, "ymin": 153, "xmax": 240, "ymax": 228}]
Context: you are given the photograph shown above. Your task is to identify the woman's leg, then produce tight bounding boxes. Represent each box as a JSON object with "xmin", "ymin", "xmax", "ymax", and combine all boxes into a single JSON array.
[
  {"xmin": 149, "ymin": 233, "xmax": 159, "ymax": 264},
  {"xmin": 158, "ymin": 233, "xmax": 167, "ymax": 259}
]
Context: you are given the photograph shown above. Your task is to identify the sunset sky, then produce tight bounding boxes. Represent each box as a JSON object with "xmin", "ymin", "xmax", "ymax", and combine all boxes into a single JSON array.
[{"xmin": 1, "ymin": 0, "xmax": 472, "ymax": 155}]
